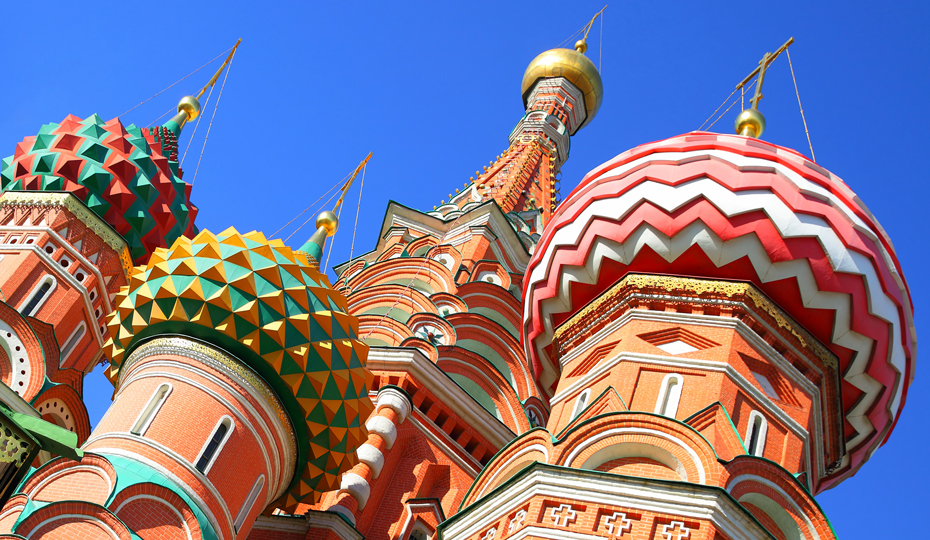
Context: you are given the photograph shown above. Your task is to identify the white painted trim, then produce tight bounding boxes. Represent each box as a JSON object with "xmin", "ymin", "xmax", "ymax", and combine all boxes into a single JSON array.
[
  {"xmin": 340, "ymin": 472, "xmax": 371, "ymax": 509},
  {"xmin": 409, "ymin": 412, "xmax": 481, "ymax": 474},
  {"xmin": 350, "ymin": 266, "xmax": 451, "ymax": 297},
  {"xmin": 441, "ymin": 357, "xmax": 520, "ymax": 428},
  {"xmin": 654, "ymin": 373, "xmax": 684, "ymax": 418},
  {"xmin": 26, "ymin": 224, "xmax": 117, "ymax": 312},
  {"xmin": 452, "ymin": 322, "xmax": 531, "ymax": 391},
  {"xmin": 114, "ymin": 494, "xmax": 193, "ymax": 540},
  {"xmin": 388, "ymin": 206, "xmax": 529, "ymax": 274},
  {"xmin": 727, "ymin": 474, "xmax": 821, "ymax": 540},
  {"xmin": 550, "ymin": 308, "xmax": 824, "ymax": 479},
  {"xmin": 29, "ymin": 464, "xmax": 113, "ymax": 500},
  {"xmin": 0, "ymin": 503, "xmax": 25, "ymax": 523},
  {"xmin": 27, "ymin": 514, "xmax": 120, "ymax": 540},
  {"xmin": 0, "ymin": 319, "xmax": 33, "ymax": 394},
  {"xmin": 745, "ymin": 411, "xmax": 768, "ymax": 457},
  {"xmin": 562, "ymin": 427, "xmax": 706, "ymax": 484},
  {"xmin": 581, "ymin": 441, "xmax": 686, "ymax": 481},
  {"xmin": 0, "ymin": 384, "xmax": 36, "ymax": 417},
  {"xmin": 116, "ymin": 357, "xmax": 292, "ymax": 497},
  {"xmin": 300, "ymin": 510, "xmax": 365, "ymax": 540},
  {"xmin": 350, "ymin": 291, "xmax": 435, "ymax": 314},
  {"xmin": 92, "ymin": 446, "xmax": 230, "ymax": 540},
  {"xmin": 570, "ymin": 389, "xmax": 590, "ymax": 420},
  {"xmin": 234, "ymin": 474, "xmax": 265, "ymax": 533},
  {"xmin": 114, "ymin": 369, "xmax": 277, "ymax": 488},
  {"xmin": 475, "ymin": 443, "xmax": 550, "ymax": 499},
  {"xmin": 399, "ymin": 507, "xmax": 439, "ymax": 540},
  {"xmin": 59, "ymin": 321, "xmax": 87, "ymax": 363},
  {"xmin": 18, "ymin": 274, "xmax": 56, "ymax": 317},
  {"xmin": 366, "ymin": 347, "xmax": 515, "ymax": 448},
  {"xmin": 445, "ymin": 467, "xmax": 773, "ymax": 540},
  {"xmin": 130, "ymin": 382, "xmax": 173, "ymax": 436},
  {"xmin": 195, "ymin": 415, "xmax": 235, "ymax": 475},
  {"xmin": 548, "ymin": 347, "xmax": 816, "ymax": 482},
  {"xmin": 0, "ymin": 223, "xmax": 119, "ymax": 350}
]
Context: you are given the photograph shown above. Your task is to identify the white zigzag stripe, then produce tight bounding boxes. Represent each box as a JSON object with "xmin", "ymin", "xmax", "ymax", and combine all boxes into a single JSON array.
[
  {"xmin": 524, "ymin": 177, "xmax": 907, "ymax": 479},
  {"xmin": 532, "ymin": 149, "xmax": 912, "ymax": 340}
]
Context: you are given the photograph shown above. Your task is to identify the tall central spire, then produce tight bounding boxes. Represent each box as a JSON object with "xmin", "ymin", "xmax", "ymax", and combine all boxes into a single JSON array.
[{"xmin": 430, "ymin": 36, "xmax": 603, "ymax": 238}]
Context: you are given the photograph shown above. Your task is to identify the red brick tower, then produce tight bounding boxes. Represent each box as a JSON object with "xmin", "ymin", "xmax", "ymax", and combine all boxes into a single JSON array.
[
  {"xmin": 0, "ymin": 228, "xmax": 373, "ymax": 539},
  {"xmin": 441, "ymin": 128, "xmax": 914, "ymax": 540},
  {"xmin": 0, "ymin": 98, "xmax": 200, "ymax": 448},
  {"xmin": 251, "ymin": 39, "xmax": 606, "ymax": 540}
]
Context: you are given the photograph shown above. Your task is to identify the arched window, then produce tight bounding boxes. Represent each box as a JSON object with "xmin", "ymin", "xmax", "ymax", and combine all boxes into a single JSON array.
[
  {"xmin": 654, "ymin": 373, "xmax": 684, "ymax": 418},
  {"xmin": 234, "ymin": 474, "xmax": 265, "ymax": 532},
  {"xmin": 745, "ymin": 411, "xmax": 768, "ymax": 457},
  {"xmin": 571, "ymin": 389, "xmax": 591, "ymax": 420},
  {"xmin": 195, "ymin": 416, "xmax": 234, "ymax": 474},
  {"xmin": 409, "ymin": 528, "xmax": 428, "ymax": 540},
  {"xmin": 526, "ymin": 407, "xmax": 542, "ymax": 428},
  {"xmin": 20, "ymin": 276, "xmax": 55, "ymax": 316},
  {"xmin": 130, "ymin": 383, "xmax": 172, "ymax": 436},
  {"xmin": 60, "ymin": 322, "xmax": 86, "ymax": 362}
]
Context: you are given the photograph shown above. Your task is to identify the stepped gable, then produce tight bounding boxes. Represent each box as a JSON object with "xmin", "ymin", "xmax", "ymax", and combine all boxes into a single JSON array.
[
  {"xmin": 104, "ymin": 227, "xmax": 374, "ymax": 509},
  {"xmin": 522, "ymin": 131, "xmax": 916, "ymax": 489},
  {"xmin": 0, "ymin": 114, "xmax": 198, "ymax": 263}
]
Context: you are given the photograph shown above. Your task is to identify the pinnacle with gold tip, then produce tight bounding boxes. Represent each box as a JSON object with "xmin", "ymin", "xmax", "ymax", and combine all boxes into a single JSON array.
[{"xmin": 105, "ymin": 226, "xmax": 374, "ymax": 509}]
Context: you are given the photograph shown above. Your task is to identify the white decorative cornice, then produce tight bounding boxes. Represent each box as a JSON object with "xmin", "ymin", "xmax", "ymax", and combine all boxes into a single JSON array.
[
  {"xmin": 442, "ymin": 465, "xmax": 774, "ymax": 540},
  {"xmin": 367, "ymin": 347, "xmax": 515, "ymax": 448}
]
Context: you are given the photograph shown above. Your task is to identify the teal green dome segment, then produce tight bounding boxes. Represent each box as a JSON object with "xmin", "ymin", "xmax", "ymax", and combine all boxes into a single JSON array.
[{"xmin": 0, "ymin": 113, "xmax": 199, "ymax": 263}]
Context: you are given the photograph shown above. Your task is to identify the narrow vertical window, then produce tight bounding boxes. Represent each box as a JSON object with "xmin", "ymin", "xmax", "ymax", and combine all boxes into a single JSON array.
[
  {"xmin": 60, "ymin": 323, "xmax": 86, "ymax": 362},
  {"xmin": 745, "ymin": 411, "xmax": 768, "ymax": 457},
  {"xmin": 20, "ymin": 277, "xmax": 55, "ymax": 316},
  {"xmin": 234, "ymin": 474, "xmax": 265, "ymax": 532},
  {"xmin": 195, "ymin": 416, "xmax": 234, "ymax": 473},
  {"xmin": 654, "ymin": 373, "xmax": 684, "ymax": 418},
  {"xmin": 131, "ymin": 383, "xmax": 172, "ymax": 436},
  {"xmin": 571, "ymin": 389, "xmax": 591, "ymax": 420}
]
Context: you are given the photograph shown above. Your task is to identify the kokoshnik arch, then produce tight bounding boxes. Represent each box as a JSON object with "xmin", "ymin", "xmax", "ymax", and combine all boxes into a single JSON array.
[{"xmin": 0, "ymin": 16, "xmax": 914, "ymax": 540}]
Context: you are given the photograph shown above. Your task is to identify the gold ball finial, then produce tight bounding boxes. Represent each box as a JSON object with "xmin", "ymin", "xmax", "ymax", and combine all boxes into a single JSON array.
[
  {"xmin": 177, "ymin": 95, "xmax": 202, "ymax": 122},
  {"xmin": 575, "ymin": 39, "xmax": 588, "ymax": 53},
  {"xmin": 522, "ymin": 46, "xmax": 603, "ymax": 131},
  {"xmin": 315, "ymin": 211, "xmax": 339, "ymax": 237},
  {"xmin": 735, "ymin": 108, "xmax": 766, "ymax": 138}
]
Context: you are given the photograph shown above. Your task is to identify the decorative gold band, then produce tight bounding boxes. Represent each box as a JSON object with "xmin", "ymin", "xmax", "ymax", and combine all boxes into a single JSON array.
[{"xmin": 553, "ymin": 273, "xmax": 836, "ymax": 368}]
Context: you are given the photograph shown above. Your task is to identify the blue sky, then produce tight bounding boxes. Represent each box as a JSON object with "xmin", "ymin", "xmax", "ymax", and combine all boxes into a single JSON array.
[{"xmin": 1, "ymin": 1, "xmax": 927, "ymax": 536}]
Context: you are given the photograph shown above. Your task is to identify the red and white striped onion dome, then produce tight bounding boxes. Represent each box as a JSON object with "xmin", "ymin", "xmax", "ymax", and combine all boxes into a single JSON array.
[{"xmin": 522, "ymin": 131, "xmax": 915, "ymax": 490}]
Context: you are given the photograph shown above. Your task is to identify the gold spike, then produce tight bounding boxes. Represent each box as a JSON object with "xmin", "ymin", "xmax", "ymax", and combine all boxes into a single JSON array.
[
  {"xmin": 220, "ymin": 230, "xmax": 248, "ymax": 248},
  {"xmin": 192, "ymin": 229, "xmax": 218, "ymax": 244},
  {"xmin": 190, "ymin": 303, "xmax": 213, "ymax": 326},
  {"xmin": 197, "ymin": 39, "xmax": 242, "ymax": 100},
  {"xmin": 243, "ymin": 230, "xmax": 269, "ymax": 243}
]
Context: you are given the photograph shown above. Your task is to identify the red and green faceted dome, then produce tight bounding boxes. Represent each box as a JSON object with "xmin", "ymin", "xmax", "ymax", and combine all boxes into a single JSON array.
[{"xmin": 0, "ymin": 114, "xmax": 198, "ymax": 263}]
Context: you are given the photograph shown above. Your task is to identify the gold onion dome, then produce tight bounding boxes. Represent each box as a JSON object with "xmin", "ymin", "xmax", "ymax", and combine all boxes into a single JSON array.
[
  {"xmin": 105, "ymin": 227, "xmax": 374, "ymax": 508},
  {"xmin": 521, "ymin": 43, "xmax": 603, "ymax": 129}
]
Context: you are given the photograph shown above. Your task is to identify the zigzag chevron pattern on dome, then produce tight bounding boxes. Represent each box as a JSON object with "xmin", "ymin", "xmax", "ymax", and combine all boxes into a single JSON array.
[
  {"xmin": 522, "ymin": 132, "xmax": 915, "ymax": 491},
  {"xmin": 105, "ymin": 227, "xmax": 374, "ymax": 508},
  {"xmin": 0, "ymin": 114, "xmax": 198, "ymax": 262}
]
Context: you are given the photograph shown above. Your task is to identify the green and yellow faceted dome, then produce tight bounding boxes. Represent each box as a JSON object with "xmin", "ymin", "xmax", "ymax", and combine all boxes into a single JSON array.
[{"xmin": 105, "ymin": 227, "xmax": 374, "ymax": 508}]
